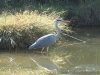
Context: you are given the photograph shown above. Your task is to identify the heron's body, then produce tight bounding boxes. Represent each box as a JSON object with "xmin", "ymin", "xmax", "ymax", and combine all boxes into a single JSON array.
[
  {"xmin": 29, "ymin": 34, "xmax": 57, "ymax": 50},
  {"xmin": 28, "ymin": 20, "xmax": 63, "ymax": 52}
]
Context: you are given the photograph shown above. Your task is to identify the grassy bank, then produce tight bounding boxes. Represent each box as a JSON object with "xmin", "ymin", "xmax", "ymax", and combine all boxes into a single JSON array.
[
  {"xmin": 0, "ymin": 0, "xmax": 99, "ymax": 50},
  {"xmin": 0, "ymin": 9, "xmax": 69, "ymax": 50}
]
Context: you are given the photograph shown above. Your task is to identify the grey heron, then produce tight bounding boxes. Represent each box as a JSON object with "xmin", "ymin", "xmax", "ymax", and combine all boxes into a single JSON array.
[{"xmin": 28, "ymin": 20, "xmax": 64, "ymax": 53}]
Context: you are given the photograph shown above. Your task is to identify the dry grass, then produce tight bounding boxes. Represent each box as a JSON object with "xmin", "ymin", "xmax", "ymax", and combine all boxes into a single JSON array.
[{"xmin": 0, "ymin": 10, "xmax": 60, "ymax": 31}]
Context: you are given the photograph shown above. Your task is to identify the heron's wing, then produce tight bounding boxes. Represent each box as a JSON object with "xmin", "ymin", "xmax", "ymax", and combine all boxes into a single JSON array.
[{"xmin": 35, "ymin": 34, "xmax": 56, "ymax": 48}]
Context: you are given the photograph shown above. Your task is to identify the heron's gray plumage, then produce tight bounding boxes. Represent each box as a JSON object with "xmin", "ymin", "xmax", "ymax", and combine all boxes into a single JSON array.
[{"xmin": 28, "ymin": 34, "xmax": 57, "ymax": 50}]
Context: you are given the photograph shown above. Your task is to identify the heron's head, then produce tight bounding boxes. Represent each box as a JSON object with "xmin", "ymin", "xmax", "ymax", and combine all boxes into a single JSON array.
[{"xmin": 56, "ymin": 19, "xmax": 64, "ymax": 24}]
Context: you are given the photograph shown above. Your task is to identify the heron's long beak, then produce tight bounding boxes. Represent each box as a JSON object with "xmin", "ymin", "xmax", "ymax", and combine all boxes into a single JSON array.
[{"xmin": 64, "ymin": 20, "xmax": 71, "ymax": 22}]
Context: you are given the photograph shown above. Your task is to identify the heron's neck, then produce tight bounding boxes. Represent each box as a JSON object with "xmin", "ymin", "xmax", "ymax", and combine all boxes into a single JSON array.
[{"xmin": 55, "ymin": 22, "xmax": 61, "ymax": 38}]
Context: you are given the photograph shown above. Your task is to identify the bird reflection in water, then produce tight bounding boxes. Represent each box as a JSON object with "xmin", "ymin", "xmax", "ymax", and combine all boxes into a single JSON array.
[{"xmin": 29, "ymin": 54, "xmax": 59, "ymax": 75}]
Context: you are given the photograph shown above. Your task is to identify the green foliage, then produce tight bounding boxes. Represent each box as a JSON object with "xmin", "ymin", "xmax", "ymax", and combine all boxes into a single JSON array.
[
  {"xmin": 66, "ymin": 0, "xmax": 100, "ymax": 27},
  {"xmin": 0, "ymin": 0, "xmax": 86, "ymax": 13}
]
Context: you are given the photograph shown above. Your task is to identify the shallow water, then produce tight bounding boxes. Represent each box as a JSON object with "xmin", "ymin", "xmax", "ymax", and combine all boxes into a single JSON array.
[{"xmin": 0, "ymin": 28, "xmax": 100, "ymax": 75}]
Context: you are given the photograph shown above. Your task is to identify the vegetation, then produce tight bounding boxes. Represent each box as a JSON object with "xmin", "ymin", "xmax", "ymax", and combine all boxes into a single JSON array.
[
  {"xmin": 67, "ymin": 0, "xmax": 100, "ymax": 27},
  {"xmin": 0, "ymin": 0, "xmax": 100, "ymax": 50},
  {"xmin": 0, "ymin": 11, "xmax": 63, "ymax": 50}
]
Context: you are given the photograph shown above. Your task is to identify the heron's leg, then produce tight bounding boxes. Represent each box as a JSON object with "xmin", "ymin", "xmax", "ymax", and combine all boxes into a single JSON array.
[
  {"xmin": 41, "ymin": 47, "xmax": 49, "ymax": 57},
  {"xmin": 41, "ymin": 47, "xmax": 46, "ymax": 57},
  {"xmin": 46, "ymin": 47, "xmax": 49, "ymax": 57},
  {"xmin": 41, "ymin": 47, "xmax": 45, "ymax": 53},
  {"xmin": 46, "ymin": 47, "xmax": 49, "ymax": 53}
]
